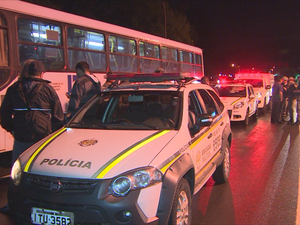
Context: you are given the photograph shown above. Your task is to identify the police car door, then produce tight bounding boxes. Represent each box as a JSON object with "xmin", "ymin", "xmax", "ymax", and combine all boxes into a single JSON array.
[
  {"xmin": 187, "ymin": 90, "xmax": 212, "ymax": 175},
  {"xmin": 188, "ymin": 90, "xmax": 217, "ymax": 178},
  {"xmin": 196, "ymin": 89, "xmax": 223, "ymax": 166}
]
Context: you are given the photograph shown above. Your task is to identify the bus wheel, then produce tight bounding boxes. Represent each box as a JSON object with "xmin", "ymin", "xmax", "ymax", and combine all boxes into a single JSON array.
[
  {"xmin": 168, "ymin": 178, "xmax": 191, "ymax": 225},
  {"xmin": 213, "ymin": 141, "xmax": 230, "ymax": 184}
]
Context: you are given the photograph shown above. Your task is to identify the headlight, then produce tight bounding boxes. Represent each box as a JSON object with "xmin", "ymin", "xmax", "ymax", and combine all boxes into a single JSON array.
[
  {"xmin": 109, "ymin": 167, "xmax": 162, "ymax": 197},
  {"xmin": 255, "ymin": 92, "xmax": 262, "ymax": 98},
  {"xmin": 233, "ymin": 102, "xmax": 244, "ymax": 109},
  {"xmin": 11, "ymin": 159, "xmax": 22, "ymax": 186}
]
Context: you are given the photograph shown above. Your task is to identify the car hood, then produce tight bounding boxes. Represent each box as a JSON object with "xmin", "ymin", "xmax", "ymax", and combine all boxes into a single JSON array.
[
  {"xmin": 220, "ymin": 96, "xmax": 245, "ymax": 107},
  {"xmin": 20, "ymin": 128, "xmax": 177, "ymax": 179}
]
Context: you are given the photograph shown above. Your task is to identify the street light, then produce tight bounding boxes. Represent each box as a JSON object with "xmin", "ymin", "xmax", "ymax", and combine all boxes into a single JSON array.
[{"xmin": 231, "ymin": 63, "xmax": 240, "ymax": 73}]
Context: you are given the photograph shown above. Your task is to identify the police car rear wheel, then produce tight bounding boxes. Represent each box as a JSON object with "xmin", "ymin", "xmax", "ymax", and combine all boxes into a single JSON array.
[
  {"xmin": 212, "ymin": 141, "xmax": 230, "ymax": 184},
  {"xmin": 168, "ymin": 178, "xmax": 191, "ymax": 225}
]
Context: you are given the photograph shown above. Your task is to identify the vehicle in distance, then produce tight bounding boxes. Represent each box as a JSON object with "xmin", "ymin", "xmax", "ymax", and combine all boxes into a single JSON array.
[
  {"xmin": 235, "ymin": 72, "xmax": 274, "ymax": 114},
  {"xmin": 8, "ymin": 73, "xmax": 232, "ymax": 225},
  {"xmin": 215, "ymin": 81, "xmax": 258, "ymax": 125}
]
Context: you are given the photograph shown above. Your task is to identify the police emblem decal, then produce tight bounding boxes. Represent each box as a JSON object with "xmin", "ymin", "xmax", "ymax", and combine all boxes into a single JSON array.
[{"xmin": 78, "ymin": 139, "xmax": 98, "ymax": 147}]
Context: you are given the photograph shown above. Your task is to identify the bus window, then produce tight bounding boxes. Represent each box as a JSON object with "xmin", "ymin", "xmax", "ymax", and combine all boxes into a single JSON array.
[
  {"xmin": 17, "ymin": 18, "xmax": 64, "ymax": 70},
  {"xmin": 139, "ymin": 42, "xmax": 159, "ymax": 58},
  {"xmin": 194, "ymin": 53, "xmax": 202, "ymax": 65},
  {"xmin": 0, "ymin": 15, "xmax": 8, "ymax": 67},
  {"xmin": 139, "ymin": 41, "xmax": 160, "ymax": 73},
  {"xmin": 180, "ymin": 50, "xmax": 194, "ymax": 74},
  {"xmin": 109, "ymin": 35, "xmax": 137, "ymax": 73},
  {"xmin": 0, "ymin": 15, "xmax": 9, "ymax": 90},
  {"xmin": 194, "ymin": 53, "xmax": 203, "ymax": 76},
  {"xmin": 162, "ymin": 46, "xmax": 179, "ymax": 73},
  {"xmin": 67, "ymin": 27, "xmax": 106, "ymax": 72}
]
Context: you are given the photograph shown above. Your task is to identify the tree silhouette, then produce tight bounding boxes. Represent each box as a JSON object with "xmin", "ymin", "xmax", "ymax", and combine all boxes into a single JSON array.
[{"xmin": 23, "ymin": 0, "xmax": 195, "ymax": 45}]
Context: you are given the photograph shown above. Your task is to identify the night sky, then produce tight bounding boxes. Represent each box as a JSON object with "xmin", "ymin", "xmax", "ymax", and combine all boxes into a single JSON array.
[
  {"xmin": 171, "ymin": 0, "xmax": 300, "ymax": 76},
  {"xmin": 26, "ymin": 0, "xmax": 300, "ymax": 76}
]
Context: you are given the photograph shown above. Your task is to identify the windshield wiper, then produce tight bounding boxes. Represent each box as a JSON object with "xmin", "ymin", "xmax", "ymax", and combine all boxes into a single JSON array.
[
  {"xmin": 68, "ymin": 121, "xmax": 110, "ymax": 129},
  {"xmin": 131, "ymin": 122, "xmax": 160, "ymax": 130}
]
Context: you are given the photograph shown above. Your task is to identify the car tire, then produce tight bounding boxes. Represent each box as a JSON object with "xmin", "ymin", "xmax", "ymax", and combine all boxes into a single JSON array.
[
  {"xmin": 243, "ymin": 109, "xmax": 249, "ymax": 125},
  {"xmin": 252, "ymin": 106, "xmax": 258, "ymax": 121},
  {"xmin": 212, "ymin": 141, "xmax": 230, "ymax": 184},
  {"xmin": 261, "ymin": 99, "xmax": 267, "ymax": 114},
  {"xmin": 168, "ymin": 178, "xmax": 192, "ymax": 225}
]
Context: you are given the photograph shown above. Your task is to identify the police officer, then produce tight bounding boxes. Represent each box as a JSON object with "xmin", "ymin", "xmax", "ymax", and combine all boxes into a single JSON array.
[{"xmin": 67, "ymin": 61, "xmax": 101, "ymax": 118}]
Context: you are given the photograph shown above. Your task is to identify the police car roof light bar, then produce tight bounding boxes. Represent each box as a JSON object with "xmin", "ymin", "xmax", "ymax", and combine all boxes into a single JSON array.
[{"xmin": 106, "ymin": 72, "xmax": 192, "ymax": 83}]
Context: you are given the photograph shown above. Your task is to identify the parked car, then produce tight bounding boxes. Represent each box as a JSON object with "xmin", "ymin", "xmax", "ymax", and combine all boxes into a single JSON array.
[
  {"xmin": 215, "ymin": 81, "xmax": 258, "ymax": 125},
  {"xmin": 8, "ymin": 73, "xmax": 232, "ymax": 225}
]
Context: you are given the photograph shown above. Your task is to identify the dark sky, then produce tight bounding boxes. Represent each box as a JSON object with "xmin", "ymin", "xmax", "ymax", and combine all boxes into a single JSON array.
[{"xmin": 173, "ymin": 0, "xmax": 300, "ymax": 75}]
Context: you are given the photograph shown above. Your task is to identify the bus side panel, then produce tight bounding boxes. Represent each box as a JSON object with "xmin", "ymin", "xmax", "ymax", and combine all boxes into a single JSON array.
[{"xmin": 0, "ymin": 127, "xmax": 13, "ymax": 152}]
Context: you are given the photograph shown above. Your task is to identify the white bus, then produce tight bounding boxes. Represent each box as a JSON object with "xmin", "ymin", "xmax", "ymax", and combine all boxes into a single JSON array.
[{"xmin": 0, "ymin": 0, "xmax": 204, "ymax": 153}]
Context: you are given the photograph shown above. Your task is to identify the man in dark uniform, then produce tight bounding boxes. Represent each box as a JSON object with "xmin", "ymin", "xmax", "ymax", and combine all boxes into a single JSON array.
[
  {"xmin": 287, "ymin": 76, "xmax": 298, "ymax": 125},
  {"xmin": 271, "ymin": 75, "xmax": 283, "ymax": 124},
  {"xmin": 67, "ymin": 61, "xmax": 101, "ymax": 118}
]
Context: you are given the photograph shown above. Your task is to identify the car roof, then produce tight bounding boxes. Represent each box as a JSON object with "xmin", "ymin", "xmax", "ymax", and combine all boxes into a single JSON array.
[
  {"xmin": 217, "ymin": 81, "xmax": 248, "ymax": 87},
  {"xmin": 103, "ymin": 73, "xmax": 211, "ymax": 92}
]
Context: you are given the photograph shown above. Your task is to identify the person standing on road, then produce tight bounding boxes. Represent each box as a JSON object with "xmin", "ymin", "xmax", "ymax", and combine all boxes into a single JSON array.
[
  {"xmin": 294, "ymin": 75, "xmax": 300, "ymax": 125},
  {"xmin": 0, "ymin": 60, "xmax": 64, "ymax": 214},
  {"xmin": 271, "ymin": 75, "xmax": 283, "ymax": 124},
  {"xmin": 287, "ymin": 76, "xmax": 298, "ymax": 125},
  {"xmin": 281, "ymin": 76, "xmax": 289, "ymax": 119},
  {"xmin": 67, "ymin": 61, "xmax": 101, "ymax": 118},
  {"xmin": 0, "ymin": 60, "xmax": 64, "ymax": 164}
]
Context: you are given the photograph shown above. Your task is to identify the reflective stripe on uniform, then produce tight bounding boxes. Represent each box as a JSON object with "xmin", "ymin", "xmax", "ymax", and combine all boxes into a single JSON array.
[
  {"xmin": 24, "ymin": 128, "xmax": 67, "ymax": 172},
  {"xmin": 14, "ymin": 108, "xmax": 51, "ymax": 111},
  {"xmin": 93, "ymin": 130, "xmax": 170, "ymax": 179}
]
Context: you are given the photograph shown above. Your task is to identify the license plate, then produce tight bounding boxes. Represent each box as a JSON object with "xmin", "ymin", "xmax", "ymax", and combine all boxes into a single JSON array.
[{"xmin": 31, "ymin": 207, "xmax": 74, "ymax": 225}]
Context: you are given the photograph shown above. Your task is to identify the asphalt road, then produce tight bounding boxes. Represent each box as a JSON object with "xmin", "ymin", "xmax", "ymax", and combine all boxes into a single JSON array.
[{"xmin": 0, "ymin": 110, "xmax": 299, "ymax": 225}]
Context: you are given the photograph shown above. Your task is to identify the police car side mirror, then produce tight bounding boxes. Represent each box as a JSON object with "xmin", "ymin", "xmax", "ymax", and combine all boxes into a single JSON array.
[
  {"xmin": 190, "ymin": 114, "xmax": 212, "ymax": 137},
  {"xmin": 197, "ymin": 114, "xmax": 213, "ymax": 126}
]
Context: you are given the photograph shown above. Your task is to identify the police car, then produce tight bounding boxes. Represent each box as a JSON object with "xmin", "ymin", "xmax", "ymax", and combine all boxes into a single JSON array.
[
  {"xmin": 215, "ymin": 81, "xmax": 258, "ymax": 125},
  {"xmin": 8, "ymin": 73, "xmax": 232, "ymax": 225}
]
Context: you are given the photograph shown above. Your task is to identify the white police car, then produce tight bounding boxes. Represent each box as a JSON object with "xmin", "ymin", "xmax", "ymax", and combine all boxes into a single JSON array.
[
  {"xmin": 8, "ymin": 73, "xmax": 232, "ymax": 225},
  {"xmin": 215, "ymin": 81, "xmax": 258, "ymax": 125}
]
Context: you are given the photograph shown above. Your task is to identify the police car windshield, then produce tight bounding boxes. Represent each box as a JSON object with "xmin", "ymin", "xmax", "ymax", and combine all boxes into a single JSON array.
[
  {"xmin": 237, "ymin": 79, "xmax": 263, "ymax": 88},
  {"xmin": 216, "ymin": 86, "xmax": 246, "ymax": 97},
  {"xmin": 69, "ymin": 91, "xmax": 181, "ymax": 130}
]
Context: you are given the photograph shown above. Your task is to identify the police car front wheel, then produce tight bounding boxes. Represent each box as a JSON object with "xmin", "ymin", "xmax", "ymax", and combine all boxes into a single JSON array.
[{"xmin": 168, "ymin": 178, "xmax": 192, "ymax": 225}]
